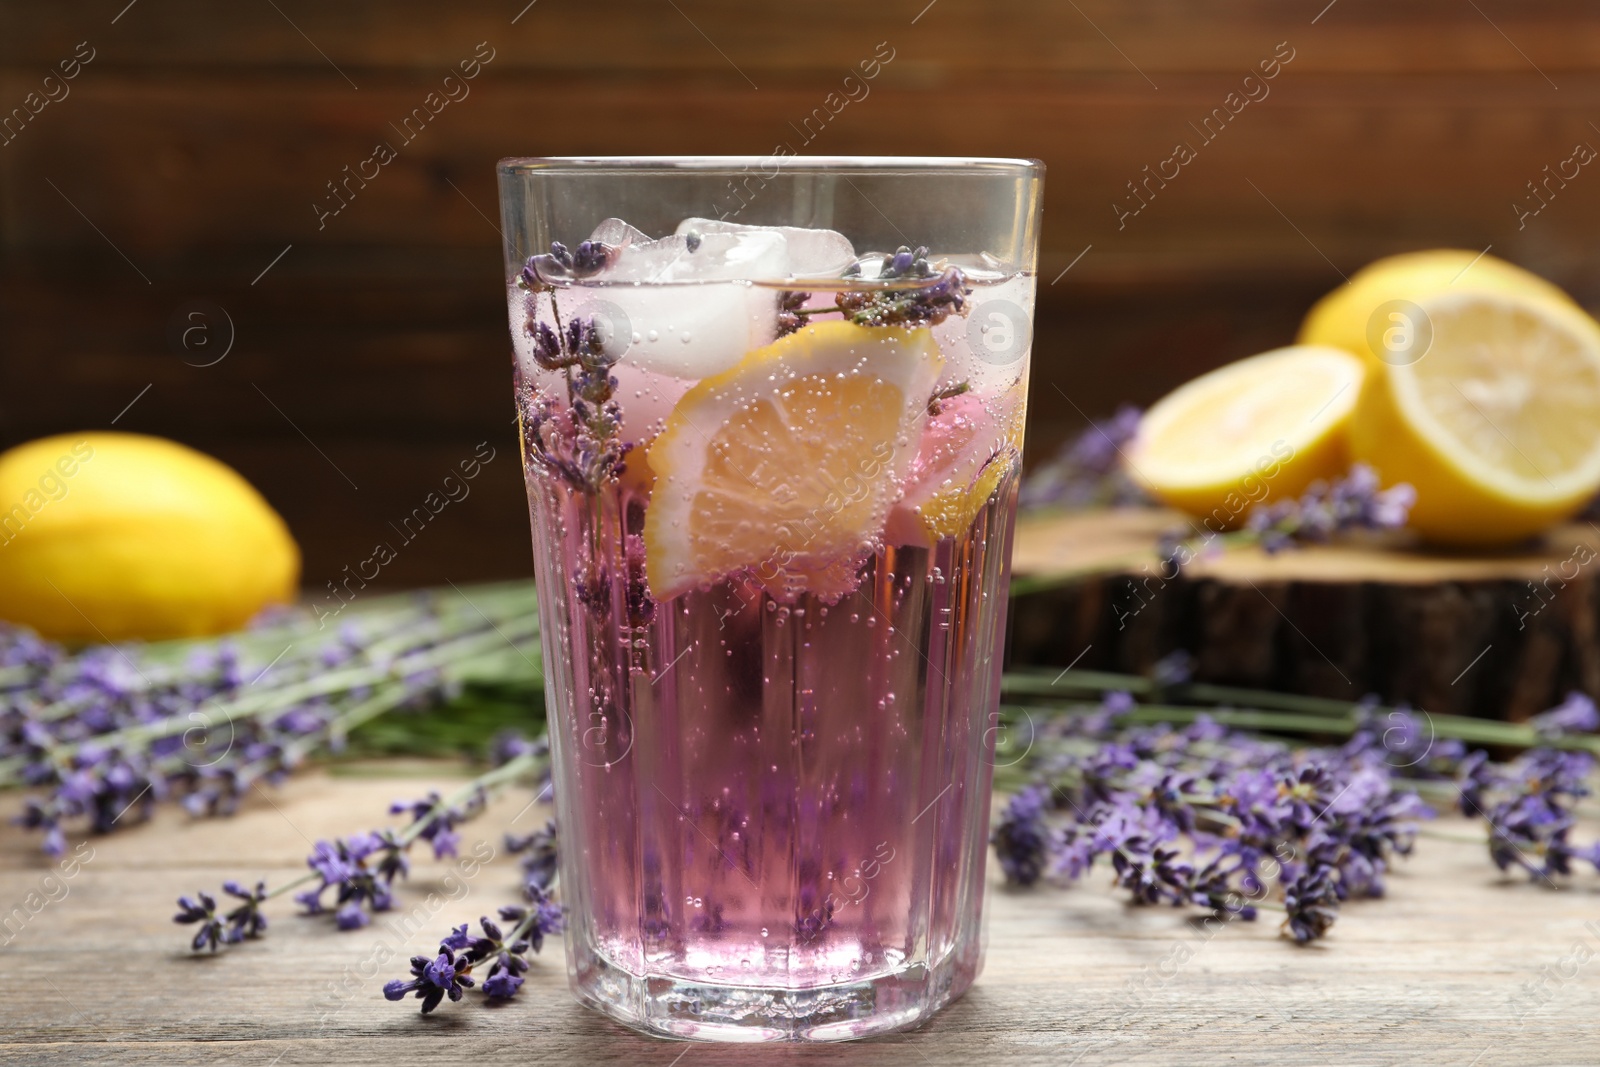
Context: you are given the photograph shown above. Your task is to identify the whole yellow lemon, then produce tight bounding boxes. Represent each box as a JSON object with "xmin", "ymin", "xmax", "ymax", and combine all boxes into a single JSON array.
[{"xmin": 0, "ymin": 432, "xmax": 299, "ymax": 640}]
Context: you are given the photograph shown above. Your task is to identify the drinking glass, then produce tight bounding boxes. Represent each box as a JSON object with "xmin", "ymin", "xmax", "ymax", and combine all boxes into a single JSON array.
[{"xmin": 497, "ymin": 156, "xmax": 1044, "ymax": 1041}]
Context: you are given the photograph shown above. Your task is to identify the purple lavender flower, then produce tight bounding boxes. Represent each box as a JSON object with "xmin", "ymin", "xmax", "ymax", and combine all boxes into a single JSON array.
[
  {"xmin": 1188, "ymin": 856, "xmax": 1258, "ymax": 919},
  {"xmin": 219, "ymin": 879, "xmax": 269, "ymax": 942},
  {"xmin": 498, "ymin": 882, "xmax": 565, "ymax": 955},
  {"xmin": 776, "ymin": 289, "xmax": 810, "ymax": 337},
  {"xmin": 1150, "ymin": 650, "xmax": 1194, "ymax": 690},
  {"xmin": 383, "ymin": 949, "xmax": 475, "ymax": 1013},
  {"xmin": 527, "ymin": 319, "xmax": 576, "ymax": 372},
  {"xmin": 1277, "ymin": 764, "xmax": 1338, "ymax": 832},
  {"xmin": 1282, "ymin": 864, "xmax": 1341, "ymax": 943},
  {"xmin": 1111, "ymin": 843, "xmax": 1193, "ymax": 907},
  {"xmin": 1245, "ymin": 464, "xmax": 1416, "ymax": 553},
  {"xmin": 506, "ymin": 818, "xmax": 559, "ymax": 892},
  {"xmin": 517, "ymin": 239, "xmax": 617, "ymax": 290},
  {"xmin": 390, "ymin": 790, "xmax": 480, "ymax": 860},
  {"xmin": 440, "ymin": 923, "xmax": 473, "ymax": 952},
  {"xmin": 1531, "ymin": 692, "xmax": 1600, "ymax": 740},
  {"xmin": 174, "ymin": 891, "xmax": 225, "ymax": 952},
  {"xmin": 1463, "ymin": 745, "xmax": 1596, "ymax": 880},
  {"xmin": 520, "ymin": 357, "xmax": 634, "ymax": 496},
  {"xmin": 489, "ymin": 731, "xmax": 549, "ymax": 769},
  {"xmin": 991, "ymin": 786, "xmax": 1051, "ymax": 885},
  {"xmin": 296, "ymin": 831, "xmax": 401, "ymax": 928},
  {"xmin": 16, "ymin": 799, "xmax": 67, "ymax": 857},
  {"xmin": 1019, "ymin": 406, "xmax": 1147, "ymax": 510},
  {"xmin": 879, "ymin": 245, "xmax": 932, "ymax": 280},
  {"xmin": 997, "ymin": 687, "xmax": 1451, "ymax": 943},
  {"xmin": 482, "ymin": 968, "xmax": 524, "ymax": 999},
  {"xmin": 7, "ymin": 601, "xmax": 492, "ymax": 855},
  {"xmin": 390, "ymin": 896, "xmax": 562, "ymax": 1012},
  {"xmin": 837, "ymin": 264, "xmax": 970, "ymax": 329},
  {"xmin": 1341, "ymin": 700, "xmax": 1463, "ymax": 773},
  {"xmin": 460, "ymin": 915, "xmax": 534, "ymax": 994}
]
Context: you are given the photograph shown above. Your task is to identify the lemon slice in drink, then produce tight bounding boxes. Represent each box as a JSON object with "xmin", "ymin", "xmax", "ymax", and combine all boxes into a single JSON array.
[
  {"xmin": 1126, "ymin": 345, "xmax": 1365, "ymax": 526},
  {"xmin": 884, "ymin": 390, "xmax": 1024, "ymax": 547},
  {"xmin": 643, "ymin": 320, "xmax": 943, "ymax": 601},
  {"xmin": 1348, "ymin": 290, "xmax": 1600, "ymax": 545}
]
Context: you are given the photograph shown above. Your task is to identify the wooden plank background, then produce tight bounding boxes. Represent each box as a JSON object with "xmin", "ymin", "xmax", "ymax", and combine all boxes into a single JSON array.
[
  {"xmin": 4, "ymin": 1, "xmax": 1600, "ymax": 589},
  {"xmin": 1, "ymin": 765, "xmax": 1595, "ymax": 1064}
]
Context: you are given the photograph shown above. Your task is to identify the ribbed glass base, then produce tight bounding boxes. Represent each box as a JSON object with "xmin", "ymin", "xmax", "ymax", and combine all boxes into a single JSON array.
[{"xmin": 570, "ymin": 941, "xmax": 980, "ymax": 1042}]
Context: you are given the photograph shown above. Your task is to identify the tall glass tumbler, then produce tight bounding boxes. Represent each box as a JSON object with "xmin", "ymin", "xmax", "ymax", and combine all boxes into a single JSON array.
[{"xmin": 497, "ymin": 157, "xmax": 1044, "ymax": 1041}]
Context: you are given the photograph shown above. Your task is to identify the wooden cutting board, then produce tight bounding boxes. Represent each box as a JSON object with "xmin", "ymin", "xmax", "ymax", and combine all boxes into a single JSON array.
[{"xmin": 1010, "ymin": 508, "xmax": 1600, "ymax": 720}]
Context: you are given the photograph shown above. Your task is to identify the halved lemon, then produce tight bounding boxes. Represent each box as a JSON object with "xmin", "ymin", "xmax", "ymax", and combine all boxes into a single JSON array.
[
  {"xmin": 1126, "ymin": 345, "xmax": 1365, "ymax": 527},
  {"xmin": 643, "ymin": 320, "xmax": 943, "ymax": 601},
  {"xmin": 1299, "ymin": 249, "xmax": 1576, "ymax": 365},
  {"xmin": 1348, "ymin": 290, "xmax": 1600, "ymax": 545}
]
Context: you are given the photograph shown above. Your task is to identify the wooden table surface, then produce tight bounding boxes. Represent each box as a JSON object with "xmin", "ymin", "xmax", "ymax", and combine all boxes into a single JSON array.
[{"xmin": 2, "ymin": 765, "xmax": 1595, "ymax": 1066}]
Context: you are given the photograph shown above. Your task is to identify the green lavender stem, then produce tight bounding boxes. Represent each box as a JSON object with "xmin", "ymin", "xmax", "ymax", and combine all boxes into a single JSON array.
[
  {"xmin": 0, "ymin": 616, "xmax": 543, "ymax": 786},
  {"xmin": 1001, "ymin": 669, "xmax": 1600, "ymax": 755},
  {"xmin": 21, "ymin": 583, "xmax": 540, "ymax": 726}
]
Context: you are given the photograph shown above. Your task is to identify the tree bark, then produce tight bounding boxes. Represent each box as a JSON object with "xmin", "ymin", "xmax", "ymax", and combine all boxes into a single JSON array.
[{"xmin": 1009, "ymin": 508, "xmax": 1600, "ymax": 720}]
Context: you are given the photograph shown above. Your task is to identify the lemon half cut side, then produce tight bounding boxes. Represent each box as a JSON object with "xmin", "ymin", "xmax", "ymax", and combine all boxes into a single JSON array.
[
  {"xmin": 1126, "ymin": 345, "xmax": 1366, "ymax": 527},
  {"xmin": 1349, "ymin": 290, "xmax": 1600, "ymax": 545},
  {"xmin": 1299, "ymin": 248, "xmax": 1578, "ymax": 365}
]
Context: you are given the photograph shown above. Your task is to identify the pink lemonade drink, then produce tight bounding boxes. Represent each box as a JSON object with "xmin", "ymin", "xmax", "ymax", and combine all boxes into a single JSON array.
[{"xmin": 498, "ymin": 158, "xmax": 1043, "ymax": 1041}]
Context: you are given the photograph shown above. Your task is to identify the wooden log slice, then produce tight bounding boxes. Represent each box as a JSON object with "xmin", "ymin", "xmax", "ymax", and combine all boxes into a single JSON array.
[{"xmin": 1008, "ymin": 508, "xmax": 1600, "ymax": 720}]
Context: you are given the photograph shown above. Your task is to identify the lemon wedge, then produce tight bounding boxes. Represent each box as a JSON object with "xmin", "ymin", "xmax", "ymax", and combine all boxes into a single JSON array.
[
  {"xmin": 884, "ymin": 390, "xmax": 1024, "ymax": 547},
  {"xmin": 1126, "ymin": 345, "xmax": 1365, "ymax": 526},
  {"xmin": 1348, "ymin": 290, "xmax": 1600, "ymax": 545},
  {"xmin": 643, "ymin": 320, "xmax": 943, "ymax": 601}
]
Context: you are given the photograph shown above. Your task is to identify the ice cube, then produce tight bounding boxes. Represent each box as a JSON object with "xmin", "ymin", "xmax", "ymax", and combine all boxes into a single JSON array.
[
  {"xmin": 601, "ymin": 233, "xmax": 692, "ymax": 283},
  {"xmin": 578, "ymin": 220, "xmax": 791, "ymax": 285},
  {"xmin": 561, "ymin": 283, "xmax": 778, "ymax": 381},
  {"xmin": 676, "ymin": 218, "xmax": 856, "ymax": 279},
  {"xmin": 665, "ymin": 226, "xmax": 790, "ymax": 282},
  {"xmin": 586, "ymin": 217, "xmax": 651, "ymax": 251}
]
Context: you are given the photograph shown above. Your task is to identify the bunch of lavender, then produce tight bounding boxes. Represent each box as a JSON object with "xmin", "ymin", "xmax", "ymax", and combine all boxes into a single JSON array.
[
  {"xmin": 175, "ymin": 736, "xmax": 552, "ymax": 951},
  {"xmin": 993, "ymin": 670, "xmax": 1600, "ymax": 943},
  {"xmin": 1018, "ymin": 406, "xmax": 1147, "ymax": 510},
  {"xmin": 992, "ymin": 692, "xmax": 1430, "ymax": 942},
  {"xmin": 4, "ymin": 582, "xmax": 543, "ymax": 855}
]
